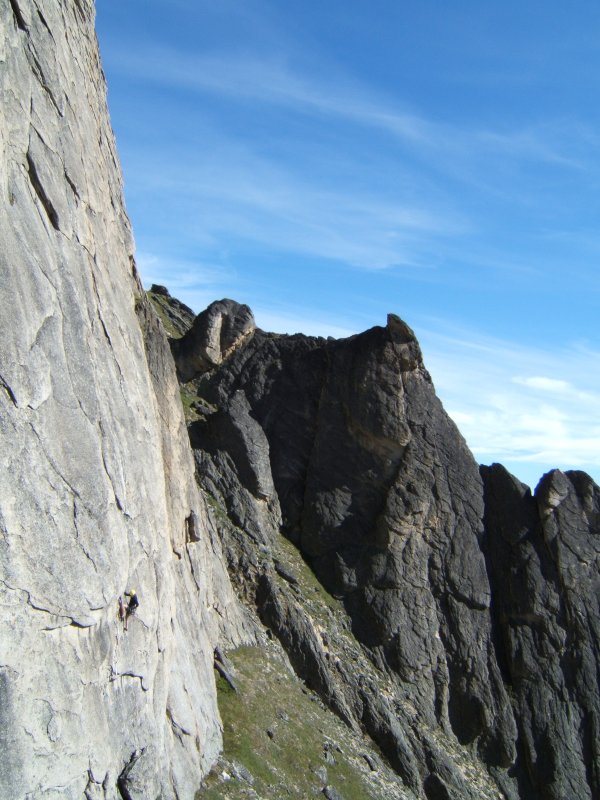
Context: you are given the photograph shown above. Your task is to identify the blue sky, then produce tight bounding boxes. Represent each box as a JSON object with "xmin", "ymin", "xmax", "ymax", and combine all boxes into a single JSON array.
[{"xmin": 96, "ymin": 0, "xmax": 600, "ymax": 489}]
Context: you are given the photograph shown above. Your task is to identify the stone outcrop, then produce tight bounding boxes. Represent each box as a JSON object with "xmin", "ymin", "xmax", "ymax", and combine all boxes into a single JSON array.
[
  {"xmin": 148, "ymin": 284, "xmax": 196, "ymax": 338},
  {"xmin": 172, "ymin": 299, "xmax": 600, "ymax": 800},
  {"xmin": 0, "ymin": 3, "xmax": 247, "ymax": 799},
  {"xmin": 172, "ymin": 298, "xmax": 256, "ymax": 381}
]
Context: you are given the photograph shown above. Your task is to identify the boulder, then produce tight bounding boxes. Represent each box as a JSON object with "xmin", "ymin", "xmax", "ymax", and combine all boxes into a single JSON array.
[{"xmin": 172, "ymin": 299, "xmax": 256, "ymax": 380}]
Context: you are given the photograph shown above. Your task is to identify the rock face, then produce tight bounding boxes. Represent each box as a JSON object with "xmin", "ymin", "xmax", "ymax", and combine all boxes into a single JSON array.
[
  {"xmin": 482, "ymin": 465, "xmax": 600, "ymax": 800},
  {"xmin": 3, "ymin": 3, "xmax": 600, "ymax": 800},
  {"xmin": 0, "ymin": 4, "xmax": 247, "ymax": 799},
  {"xmin": 172, "ymin": 299, "xmax": 600, "ymax": 800}
]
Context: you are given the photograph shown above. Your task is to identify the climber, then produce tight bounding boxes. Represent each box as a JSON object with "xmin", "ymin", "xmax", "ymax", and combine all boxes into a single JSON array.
[{"xmin": 124, "ymin": 589, "xmax": 139, "ymax": 630}]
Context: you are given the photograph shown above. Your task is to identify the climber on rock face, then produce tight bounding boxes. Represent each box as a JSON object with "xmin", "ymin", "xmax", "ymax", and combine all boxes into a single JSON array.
[{"xmin": 123, "ymin": 589, "xmax": 139, "ymax": 630}]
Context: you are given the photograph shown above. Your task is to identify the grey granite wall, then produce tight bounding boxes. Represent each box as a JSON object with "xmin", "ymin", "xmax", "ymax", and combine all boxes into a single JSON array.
[{"xmin": 0, "ymin": 2, "xmax": 247, "ymax": 797}]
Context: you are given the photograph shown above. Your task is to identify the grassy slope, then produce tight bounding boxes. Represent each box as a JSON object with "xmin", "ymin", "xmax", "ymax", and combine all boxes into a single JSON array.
[{"xmin": 197, "ymin": 641, "xmax": 415, "ymax": 800}]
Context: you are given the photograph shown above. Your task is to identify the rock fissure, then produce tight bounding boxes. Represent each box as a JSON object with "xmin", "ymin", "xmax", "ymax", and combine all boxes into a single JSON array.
[
  {"xmin": 30, "ymin": 53, "xmax": 63, "ymax": 116},
  {"xmin": 34, "ymin": 6, "xmax": 53, "ymax": 39},
  {"xmin": 8, "ymin": 0, "xmax": 27, "ymax": 31},
  {"xmin": 26, "ymin": 149, "xmax": 59, "ymax": 230},
  {"xmin": 110, "ymin": 668, "xmax": 147, "ymax": 690},
  {"xmin": 0, "ymin": 578, "xmax": 78, "ymax": 624},
  {"xmin": 97, "ymin": 419, "xmax": 127, "ymax": 514},
  {"xmin": 27, "ymin": 421, "xmax": 82, "ymax": 501},
  {"xmin": 185, "ymin": 548, "xmax": 202, "ymax": 593},
  {"xmin": 72, "ymin": 502, "xmax": 100, "ymax": 578},
  {"xmin": 0, "ymin": 373, "xmax": 18, "ymax": 406},
  {"xmin": 90, "ymin": 270, "xmax": 119, "ymax": 357},
  {"xmin": 63, "ymin": 168, "xmax": 80, "ymax": 200}
]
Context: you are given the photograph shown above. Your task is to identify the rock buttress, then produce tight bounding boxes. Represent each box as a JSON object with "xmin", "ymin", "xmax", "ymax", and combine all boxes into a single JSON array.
[
  {"xmin": 181, "ymin": 298, "xmax": 600, "ymax": 799},
  {"xmin": 482, "ymin": 464, "xmax": 600, "ymax": 800},
  {"xmin": 184, "ymin": 305, "xmax": 518, "ymax": 798},
  {"xmin": 0, "ymin": 3, "xmax": 247, "ymax": 799}
]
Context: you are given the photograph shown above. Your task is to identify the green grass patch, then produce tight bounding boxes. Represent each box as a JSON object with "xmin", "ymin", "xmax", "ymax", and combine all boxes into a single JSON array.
[
  {"xmin": 203, "ymin": 491, "xmax": 232, "ymax": 527},
  {"xmin": 179, "ymin": 383, "xmax": 218, "ymax": 423},
  {"xmin": 180, "ymin": 383, "xmax": 201, "ymax": 422},
  {"xmin": 272, "ymin": 535, "xmax": 353, "ymax": 644},
  {"xmin": 147, "ymin": 289, "xmax": 183, "ymax": 338},
  {"xmin": 197, "ymin": 643, "xmax": 401, "ymax": 800}
]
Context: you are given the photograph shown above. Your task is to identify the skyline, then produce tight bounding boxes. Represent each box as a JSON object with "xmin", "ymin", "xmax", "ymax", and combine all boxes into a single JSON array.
[{"xmin": 96, "ymin": 0, "xmax": 600, "ymax": 488}]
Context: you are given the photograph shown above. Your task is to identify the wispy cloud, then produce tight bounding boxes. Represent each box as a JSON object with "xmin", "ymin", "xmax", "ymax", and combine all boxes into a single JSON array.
[
  {"xmin": 111, "ymin": 44, "xmax": 595, "ymax": 175},
  {"xmin": 108, "ymin": 39, "xmax": 600, "ymax": 286},
  {"xmin": 124, "ymin": 136, "xmax": 464, "ymax": 271},
  {"xmin": 110, "ymin": 46, "xmax": 431, "ymax": 143},
  {"xmin": 513, "ymin": 376, "xmax": 575, "ymax": 394},
  {"xmin": 253, "ymin": 305, "xmax": 356, "ymax": 339},
  {"xmin": 419, "ymin": 324, "xmax": 600, "ymax": 487},
  {"xmin": 136, "ymin": 251, "xmax": 241, "ymax": 312}
]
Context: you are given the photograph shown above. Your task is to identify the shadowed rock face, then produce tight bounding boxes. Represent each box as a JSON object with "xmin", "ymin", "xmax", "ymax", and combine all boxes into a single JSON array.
[
  {"xmin": 481, "ymin": 464, "xmax": 600, "ymax": 800},
  {"xmin": 175, "ymin": 298, "xmax": 600, "ymax": 800}
]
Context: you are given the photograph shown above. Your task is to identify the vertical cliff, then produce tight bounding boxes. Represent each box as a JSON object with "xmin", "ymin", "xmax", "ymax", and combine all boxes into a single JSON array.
[
  {"xmin": 482, "ymin": 465, "xmax": 600, "ymax": 800},
  {"xmin": 0, "ymin": 2, "xmax": 247, "ymax": 798}
]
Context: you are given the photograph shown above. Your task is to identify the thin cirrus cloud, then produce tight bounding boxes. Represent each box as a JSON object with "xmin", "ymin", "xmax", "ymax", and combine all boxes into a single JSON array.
[
  {"xmin": 109, "ymin": 43, "xmax": 598, "ymax": 283},
  {"xmin": 111, "ymin": 45, "xmax": 430, "ymax": 143},
  {"xmin": 136, "ymin": 251, "xmax": 242, "ymax": 312},
  {"xmin": 109, "ymin": 43, "xmax": 591, "ymax": 177},
  {"xmin": 124, "ymin": 137, "xmax": 464, "ymax": 272},
  {"xmin": 513, "ymin": 376, "xmax": 574, "ymax": 394},
  {"xmin": 420, "ymin": 324, "xmax": 600, "ymax": 487},
  {"xmin": 252, "ymin": 305, "xmax": 356, "ymax": 340}
]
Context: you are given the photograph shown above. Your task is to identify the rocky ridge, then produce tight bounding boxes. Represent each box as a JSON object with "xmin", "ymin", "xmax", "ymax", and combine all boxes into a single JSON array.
[{"xmin": 164, "ymin": 295, "xmax": 600, "ymax": 800}]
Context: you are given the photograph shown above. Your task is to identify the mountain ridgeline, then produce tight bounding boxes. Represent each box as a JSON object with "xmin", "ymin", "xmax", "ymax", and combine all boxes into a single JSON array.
[
  {"xmin": 162, "ymin": 292, "xmax": 600, "ymax": 800},
  {"xmin": 1, "ymin": 2, "xmax": 599, "ymax": 798}
]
